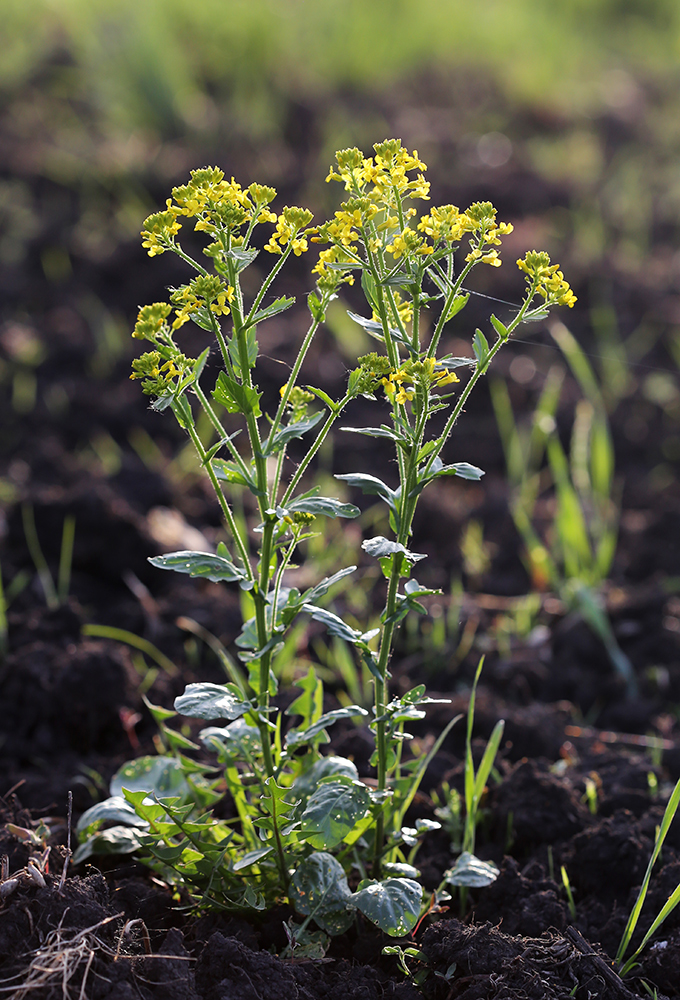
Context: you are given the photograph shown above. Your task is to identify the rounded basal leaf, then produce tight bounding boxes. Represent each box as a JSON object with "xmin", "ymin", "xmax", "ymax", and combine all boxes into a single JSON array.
[
  {"xmin": 175, "ymin": 682, "xmax": 251, "ymax": 720},
  {"xmin": 289, "ymin": 852, "xmax": 353, "ymax": 936},
  {"xmin": 299, "ymin": 778, "xmax": 371, "ymax": 849},
  {"xmin": 349, "ymin": 878, "xmax": 422, "ymax": 937},
  {"xmin": 200, "ymin": 719, "xmax": 261, "ymax": 761},
  {"xmin": 293, "ymin": 757, "xmax": 359, "ymax": 806},
  {"xmin": 76, "ymin": 796, "xmax": 149, "ymax": 834},
  {"xmin": 445, "ymin": 852, "xmax": 499, "ymax": 888},
  {"xmin": 73, "ymin": 826, "xmax": 145, "ymax": 865},
  {"xmin": 110, "ymin": 756, "xmax": 190, "ymax": 800}
]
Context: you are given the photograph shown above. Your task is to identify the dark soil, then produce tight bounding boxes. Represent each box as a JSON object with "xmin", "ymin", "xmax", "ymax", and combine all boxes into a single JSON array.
[{"xmin": 2, "ymin": 58, "xmax": 680, "ymax": 998}]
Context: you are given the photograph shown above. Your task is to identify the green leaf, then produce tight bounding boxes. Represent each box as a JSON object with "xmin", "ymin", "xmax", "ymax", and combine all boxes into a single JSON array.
[
  {"xmin": 299, "ymin": 777, "xmax": 371, "ymax": 849},
  {"xmin": 111, "ymin": 756, "xmax": 190, "ymax": 800},
  {"xmin": 232, "ymin": 847, "xmax": 274, "ymax": 871},
  {"xmin": 299, "ymin": 566, "xmax": 357, "ymax": 606},
  {"xmin": 308, "ymin": 291, "xmax": 325, "ymax": 322},
  {"xmin": 249, "ymin": 295, "xmax": 295, "ymax": 327},
  {"xmin": 289, "ymin": 852, "xmax": 354, "ymax": 935},
  {"xmin": 341, "ymin": 425, "xmax": 405, "ymax": 444},
  {"xmin": 305, "ymin": 386, "xmax": 337, "ymax": 410},
  {"xmin": 361, "ymin": 270, "xmax": 379, "ymax": 313},
  {"xmin": 213, "ymin": 371, "xmax": 262, "ymax": 416},
  {"xmin": 335, "ymin": 473, "xmax": 398, "ymax": 511},
  {"xmin": 76, "ymin": 797, "xmax": 148, "ymax": 834},
  {"xmin": 362, "ymin": 535, "xmax": 426, "ymax": 564},
  {"xmin": 302, "ymin": 604, "xmax": 379, "ymax": 648},
  {"xmin": 349, "ymin": 878, "xmax": 422, "ymax": 937},
  {"xmin": 472, "ymin": 329, "xmax": 490, "ymax": 371},
  {"xmin": 212, "ymin": 458, "xmax": 263, "ymax": 495},
  {"xmin": 200, "ymin": 719, "xmax": 261, "ymax": 762},
  {"xmin": 285, "ymin": 491, "xmax": 360, "ymax": 519},
  {"xmin": 174, "ymin": 682, "xmax": 251, "ymax": 721},
  {"xmin": 148, "ymin": 549, "xmax": 245, "ymax": 583},
  {"xmin": 226, "ymin": 324, "xmax": 258, "ymax": 378},
  {"xmin": 286, "ymin": 706, "xmax": 369, "ymax": 748},
  {"xmin": 417, "ymin": 457, "xmax": 484, "ymax": 489},
  {"xmin": 227, "ymin": 247, "xmax": 260, "ymax": 272},
  {"xmin": 490, "ymin": 314, "xmax": 509, "ymax": 340},
  {"xmin": 285, "ymin": 664, "xmax": 323, "ymax": 729},
  {"xmin": 444, "ymin": 293, "xmax": 470, "ymax": 321},
  {"xmin": 194, "ymin": 347, "xmax": 210, "ymax": 379},
  {"xmin": 293, "ymin": 757, "xmax": 359, "ymax": 806},
  {"xmin": 445, "ymin": 852, "xmax": 499, "ymax": 887},
  {"xmin": 262, "ymin": 412, "xmax": 324, "ymax": 457},
  {"xmin": 73, "ymin": 826, "xmax": 145, "ymax": 865}
]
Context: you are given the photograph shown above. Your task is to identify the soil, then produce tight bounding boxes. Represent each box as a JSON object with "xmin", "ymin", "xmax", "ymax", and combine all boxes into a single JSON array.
[{"xmin": 2, "ymin": 56, "xmax": 680, "ymax": 998}]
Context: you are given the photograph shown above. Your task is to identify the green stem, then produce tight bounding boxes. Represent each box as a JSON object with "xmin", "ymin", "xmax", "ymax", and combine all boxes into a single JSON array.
[
  {"xmin": 280, "ymin": 393, "xmax": 352, "ymax": 506},
  {"xmin": 178, "ymin": 399, "xmax": 254, "ymax": 581}
]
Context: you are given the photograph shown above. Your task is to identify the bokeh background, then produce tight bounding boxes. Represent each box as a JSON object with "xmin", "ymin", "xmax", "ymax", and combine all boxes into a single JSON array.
[{"xmin": 2, "ymin": 0, "xmax": 680, "ymax": 642}]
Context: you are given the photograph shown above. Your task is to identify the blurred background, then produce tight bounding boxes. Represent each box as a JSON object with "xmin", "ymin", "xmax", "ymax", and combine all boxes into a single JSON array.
[{"xmin": 2, "ymin": 0, "xmax": 680, "ymax": 741}]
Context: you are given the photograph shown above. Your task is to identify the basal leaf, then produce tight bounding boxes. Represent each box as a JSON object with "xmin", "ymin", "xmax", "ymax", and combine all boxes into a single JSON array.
[
  {"xmin": 73, "ymin": 826, "xmax": 145, "ymax": 865},
  {"xmin": 299, "ymin": 778, "xmax": 371, "ymax": 849},
  {"xmin": 110, "ymin": 756, "xmax": 191, "ymax": 800},
  {"xmin": 76, "ymin": 797, "xmax": 148, "ymax": 835},
  {"xmin": 293, "ymin": 757, "xmax": 359, "ymax": 806},
  {"xmin": 148, "ymin": 549, "xmax": 245, "ymax": 583},
  {"xmin": 445, "ymin": 852, "xmax": 499, "ymax": 888},
  {"xmin": 349, "ymin": 878, "xmax": 422, "ymax": 937},
  {"xmin": 174, "ymin": 682, "xmax": 251, "ymax": 721},
  {"xmin": 289, "ymin": 852, "xmax": 353, "ymax": 935}
]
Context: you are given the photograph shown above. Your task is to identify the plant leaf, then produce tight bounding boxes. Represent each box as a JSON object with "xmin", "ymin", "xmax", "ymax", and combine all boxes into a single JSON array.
[
  {"xmin": 249, "ymin": 295, "xmax": 295, "ymax": 327},
  {"xmin": 362, "ymin": 535, "xmax": 426, "ymax": 563},
  {"xmin": 285, "ymin": 493, "xmax": 360, "ymax": 519},
  {"xmin": 445, "ymin": 852, "xmax": 499, "ymax": 887},
  {"xmin": 76, "ymin": 797, "xmax": 148, "ymax": 834},
  {"xmin": 110, "ymin": 756, "xmax": 191, "ymax": 800},
  {"xmin": 213, "ymin": 372, "xmax": 262, "ymax": 416},
  {"xmin": 73, "ymin": 826, "xmax": 145, "ymax": 865},
  {"xmin": 299, "ymin": 777, "xmax": 371, "ymax": 849},
  {"xmin": 174, "ymin": 682, "xmax": 251, "ymax": 721},
  {"xmin": 262, "ymin": 411, "xmax": 324, "ymax": 457},
  {"xmin": 148, "ymin": 549, "xmax": 245, "ymax": 583},
  {"xmin": 289, "ymin": 852, "xmax": 354, "ymax": 935},
  {"xmin": 349, "ymin": 878, "xmax": 422, "ymax": 937},
  {"xmin": 286, "ymin": 706, "xmax": 369, "ymax": 748}
]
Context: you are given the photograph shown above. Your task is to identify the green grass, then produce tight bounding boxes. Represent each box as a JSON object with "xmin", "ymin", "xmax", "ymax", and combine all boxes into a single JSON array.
[{"xmin": 3, "ymin": 0, "xmax": 680, "ymax": 137}]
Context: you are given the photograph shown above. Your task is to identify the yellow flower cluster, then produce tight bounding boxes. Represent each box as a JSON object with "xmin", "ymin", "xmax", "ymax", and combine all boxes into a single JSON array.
[
  {"xmin": 170, "ymin": 276, "xmax": 235, "ymax": 330},
  {"xmin": 382, "ymin": 357, "xmax": 460, "ymax": 405},
  {"xmin": 140, "ymin": 168, "xmax": 279, "ymax": 256},
  {"xmin": 132, "ymin": 302, "xmax": 172, "ymax": 341},
  {"xmin": 141, "ymin": 202, "xmax": 183, "ymax": 256},
  {"xmin": 264, "ymin": 206, "xmax": 314, "ymax": 256},
  {"xmin": 517, "ymin": 251, "xmax": 577, "ymax": 308},
  {"xmin": 130, "ymin": 350, "xmax": 194, "ymax": 396},
  {"xmin": 417, "ymin": 201, "xmax": 513, "ymax": 267},
  {"xmin": 326, "ymin": 139, "xmax": 430, "ymax": 207}
]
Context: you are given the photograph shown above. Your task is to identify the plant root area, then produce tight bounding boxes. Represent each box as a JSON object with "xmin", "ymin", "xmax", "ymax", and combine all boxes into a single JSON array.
[{"xmin": 3, "ymin": 64, "xmax": 680, "ymax": 998}]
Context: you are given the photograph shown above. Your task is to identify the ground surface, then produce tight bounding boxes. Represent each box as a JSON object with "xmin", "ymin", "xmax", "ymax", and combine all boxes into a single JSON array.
[{"xmin": 2, "ymin": 60, "xmax": 680, "ymax": 998}]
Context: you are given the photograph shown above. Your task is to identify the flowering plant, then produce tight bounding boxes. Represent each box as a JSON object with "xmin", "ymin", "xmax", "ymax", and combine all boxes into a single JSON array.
[{"xmin": 76, "ymin": 140, "xmax": 574, "ymax": 941}]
